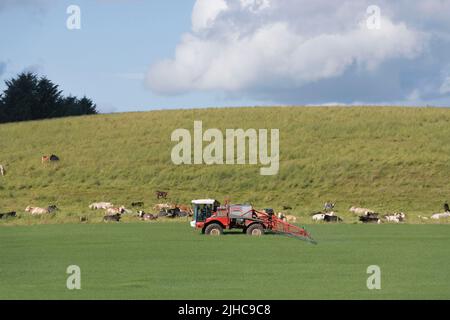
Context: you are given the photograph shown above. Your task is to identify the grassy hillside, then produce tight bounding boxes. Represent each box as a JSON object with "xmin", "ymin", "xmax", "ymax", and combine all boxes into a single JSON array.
[{"xmin": 1, "ymin": 106, "xmax": 450, "ymax": 224}]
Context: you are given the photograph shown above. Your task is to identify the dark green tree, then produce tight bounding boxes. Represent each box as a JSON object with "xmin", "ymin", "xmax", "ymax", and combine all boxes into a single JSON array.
[
  {"xmin": 61, "ymin": 96, "xmax": 97, "ymax": 116},
  {"xmin": 0, "ymin": 72, "xmax": 39, "ymax": 122},
  {"xmin": 0, "ymin": 72, "xmax": 98, "ymax": 124}
]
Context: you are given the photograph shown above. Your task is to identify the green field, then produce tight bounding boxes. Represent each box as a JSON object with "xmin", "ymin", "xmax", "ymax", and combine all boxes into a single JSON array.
[{"xmin": 1, "ymin": 222, "xmax": 449, "ymax": 300}]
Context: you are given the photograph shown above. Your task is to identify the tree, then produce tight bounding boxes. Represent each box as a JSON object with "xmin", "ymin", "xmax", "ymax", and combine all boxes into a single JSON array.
[
  {"xmin": 61, "ymin": 96, "xmax": 97, "ymax": 116},
  {"xmin": 35, "ymin": 76, "xmax": 64, "ymax": 119},
  {"xmin": 0, "ymin": 72, "xmax": 98, "ymax": 124},
  {"xmin": 0, "ymin": 72, "xmax": 39, "ymax": 122},
  {"xmin": 77, "ymin": 96, "xmax": 97, "ymax": 115}
]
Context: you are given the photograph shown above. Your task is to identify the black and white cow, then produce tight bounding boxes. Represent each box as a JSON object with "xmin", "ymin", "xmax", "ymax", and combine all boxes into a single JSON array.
[
  {"xmin": 0, "ymin": 211, "xmax": 16, "ymax": 219},
  {"xmin": 359, "ymin": 213, "xmax": 381, "ymax": 224}
]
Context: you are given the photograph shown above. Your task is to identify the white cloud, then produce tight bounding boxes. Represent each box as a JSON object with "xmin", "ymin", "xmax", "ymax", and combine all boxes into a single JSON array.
[
  {"xmin": 192, "ymin": 0, "xmax": 228, "ymax": 32},
  {"xmin": 147, "ymin": 0, "xmax": 450, "ymax": 105},
  {"xmin": 240, "ymin": 0, "xmax": 271, "ymax": 12}
]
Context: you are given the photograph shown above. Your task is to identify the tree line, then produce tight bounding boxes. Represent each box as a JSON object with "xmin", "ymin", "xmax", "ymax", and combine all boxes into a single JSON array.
[{"xmin": 0, "ymin": 72, "xmax": 98, "ymax": 124}]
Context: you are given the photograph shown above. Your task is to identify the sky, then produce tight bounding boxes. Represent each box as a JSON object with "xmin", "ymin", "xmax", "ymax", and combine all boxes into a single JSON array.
[{"xmin": 1, "ymin": 0, "xmax": 450, "ymax": 113}]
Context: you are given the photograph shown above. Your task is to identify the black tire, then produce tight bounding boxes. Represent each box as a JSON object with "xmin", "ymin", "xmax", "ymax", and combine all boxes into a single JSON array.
[
  {"xmin": 205, "ymin": 223, "xmax": 223, "ymax": 236},
  {"xmin": 246, "ymin": 223, "xmax": 264, "ymax": 236}
]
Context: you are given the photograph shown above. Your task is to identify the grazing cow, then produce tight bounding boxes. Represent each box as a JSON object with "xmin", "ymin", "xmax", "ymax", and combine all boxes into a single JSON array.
[
  {"xmin": 383, "ymin": 212, "xmax": 406, "ymax": 223},
  {"xmin": 312, "ymin": 212, "xmax": 342, "ymax": 222},
  {"xmin": 25, "ymin": 206, "xmax": 50, "ymax": 215},
  {"xmin": 284, "ymin": 215, "xmax": 297, "ymax": 223},
  {"xmin": 175, "ymin": 204, "xmax": 193, "ymax": 217},
  {"xmin": 444, "ymin": 203, "xmax": 450, "ymax": 213},
  {"xmin": 89, "ymin": 202, "xmax": 114, "ymax": 210},
  {"xmin": 79, "ymin": 216, "xmax": 88, "ymax": 223},
  {"xmin": 154, "ymin": 203, "xmax": 171, "ymax": 212},
  {"xmin": 42, "ymin": 155, "xmax": 59, "ymax": 164},
  {"xmin": 156, "ymin": 191, "xmax": 168, "ymax": 199},
  {"xmin": 105, "ymin": 206, "xmax": 126, "ymax": 215},
  {"xmin": 282, "ymin": 205, "xmax": 293, "ymax": 210},
  {"xmin": 166, "ymin": 207, "xmax": 182, "ymax": 218},
  {"xmin": 138, "ymin": 211, "xmax": 158, "ymax": 221},
  {"xmin": 47, "ymin": 205, "xmax": 59, "ymax": 213},
  {"xmin": 158, "ymin": 210, "xmax": 169, "ymax": 217},
  {"xmin": 277, "ymin": 212, "xmax": 296, "ymax": 222},
  {"xmin": 0, "ymin": 212, "xmax": 16, "ymax": 219},
  {"xmin": 103, "ymin": 213, "xmax": 121, "ymax": 222},
  {"xmin": 350, "ymin": 206, "xmax": 375, "ymax": 216},
  {"xmin": 312, "ymin": 213, "xmax": 325, "ymax": 221},
  {"xmin": 131, "ymin": 202, "xmax": 144, "ymax": 207},
  {"xmin": 431, "ymin": 212, "xmax": 450, "ymax": 220},
  {"xmin": 324, "ymin": 214, "xmax": 343, "ymax": 222},
  {"xmin": 0, "ymin": 164, "xmax": 5, "ymax": 176},
  {"xmin": 359, "ymin": 213, "xmax": 381, "ymax": 224},
  {"xmin": 324, "ymin": 202, "xmax": 335, "ymax": 212}
]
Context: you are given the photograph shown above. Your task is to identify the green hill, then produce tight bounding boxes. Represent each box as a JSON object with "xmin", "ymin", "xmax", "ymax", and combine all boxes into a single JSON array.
[{"xmin": 1, "ymin": 106, "xmax": 450, "ymax": 224}]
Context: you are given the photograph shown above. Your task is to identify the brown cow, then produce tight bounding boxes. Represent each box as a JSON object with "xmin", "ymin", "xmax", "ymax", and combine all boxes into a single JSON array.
[
  {"xmin": 156, "ymin": 191, "xmax": 168, "ymax": 199},
  {"xmin": 138, "ymin": 211, "xmax": 158, "ymax": 221},
  {"xmin": 42, "ymin": 155, "xmax": 60, "ymax": 164}
]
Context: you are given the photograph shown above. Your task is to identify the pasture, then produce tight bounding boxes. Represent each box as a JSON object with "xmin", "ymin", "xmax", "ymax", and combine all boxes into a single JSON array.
[
  {"xmin": 0, "ymin": 222, "xmax": 449, "ymax": 300},
  {"xmin": 2, "ymin": 107, "xmax": 450, "ymax": 223}
]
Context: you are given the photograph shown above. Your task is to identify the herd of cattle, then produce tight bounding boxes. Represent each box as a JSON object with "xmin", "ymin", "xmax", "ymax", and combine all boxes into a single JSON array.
[
  {"xmin": 2, "ymin": 200, "xmax": 450, "ymax": 224},
  {"xmin": 1, "ymin": 157, "xmax": 450, "ymax": 224},
  {"xmin": 307, "ymin": 202, "xmax": 408, "ymax": 224},
  {"xmin": 88, "ymin": 201, "xmax": 193, "ymax": 222},
  {"xmin": 0, "ymin": 201, "xmax": 194, "ymax": 222},
  {"xmin": 306, "ymin": 202, "xmax": 450, "ymax": 224}
]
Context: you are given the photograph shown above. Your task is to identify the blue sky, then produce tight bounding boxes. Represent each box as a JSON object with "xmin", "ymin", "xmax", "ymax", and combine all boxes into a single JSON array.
[{"xmin": 1, "ymin": 0, "xmax": 450, "ymax": 112}]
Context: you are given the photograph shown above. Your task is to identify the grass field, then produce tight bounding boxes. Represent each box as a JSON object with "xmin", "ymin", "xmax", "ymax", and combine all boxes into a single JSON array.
[
  {"xmin": 1, "ymin": 106, "xmax": 450, "ymax": 223},
  {"xmin": 1, "ymin": 107, "xmax": 450, "ymax": 299},
  {"xmin": 1, "ymin": 222, "xmax": 449, "ymax": 300}
]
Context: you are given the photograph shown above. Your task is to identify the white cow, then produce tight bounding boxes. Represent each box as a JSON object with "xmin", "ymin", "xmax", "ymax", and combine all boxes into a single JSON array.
[
  {"xmin": 312, "ymin": 214, "xmax": 325, "ymax": 221},
  {"xmin": 105, "ymin": 206, "xmax": 126, "ymax": 215},
  {"xmin": 138, "ymin": 211, "xmax": 157, "ymax": 221},
  {"xmin": 431, "ymin": 212, "xmax": 450, "ymax": 220},
  {"xmin": 154, "ymin": 203, "xmax": 172, "ymax": 211},
  {"xmin": 0, "ymin": 164, "xmax": 5, "ymax": 176},
  {"xmin": 277, "ymin": 213, "xmax": 297, "ymax": 223},
  {"xmin": 349, "ymin": 206, "xmax": 374, "ymax": 215},
  {"xmin": 384, "ymin": 213, "xmax": 406, "ymax": 223},
  {"xmin": 89, "ymin": 202, "xmax": 114, "ymax": 210},
  {"xmin": 285, "ymin": 215, "xmax": 297, "ymax": 223},
  {"xmin": 25, "ymin": 206, "xmax": 49, "ymax": 215}
]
